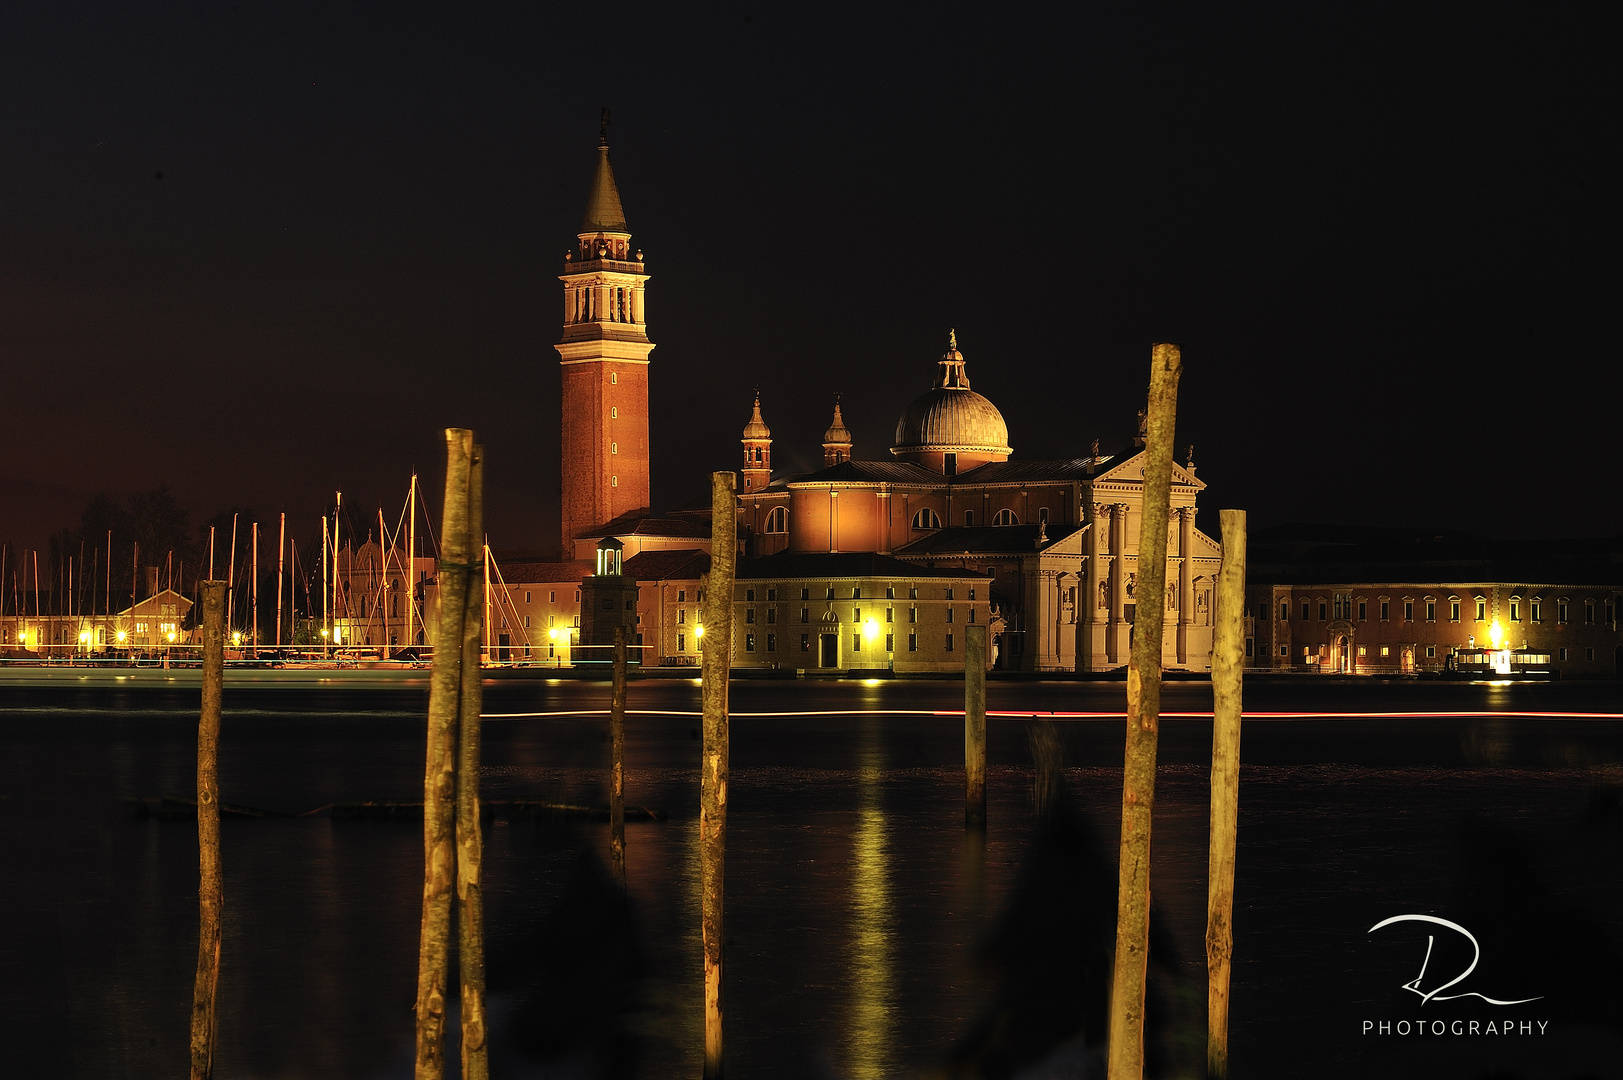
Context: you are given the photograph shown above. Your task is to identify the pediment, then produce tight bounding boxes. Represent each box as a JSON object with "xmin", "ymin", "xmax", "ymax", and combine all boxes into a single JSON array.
[{"xmin": 1091, "ymin": 449, "xmax": 1206, "ymax": 491}]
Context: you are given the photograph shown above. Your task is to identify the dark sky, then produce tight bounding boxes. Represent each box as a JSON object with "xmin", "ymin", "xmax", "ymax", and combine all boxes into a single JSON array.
[{"xmin": 2, "ymin": 3, "xmax": 1617, "ymax": 561}]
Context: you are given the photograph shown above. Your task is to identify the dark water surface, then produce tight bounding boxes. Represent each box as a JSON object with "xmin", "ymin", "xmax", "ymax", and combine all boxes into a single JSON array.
[{"xmin": 3, "ymin": 677, "xmax": 1622, "ymax": 1079}]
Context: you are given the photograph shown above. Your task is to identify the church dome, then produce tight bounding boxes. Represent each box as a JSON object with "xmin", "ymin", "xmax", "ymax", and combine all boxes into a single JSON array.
[{"xmin": 891, "ymin": 332, "xmax": 1012, "ymax": 458}]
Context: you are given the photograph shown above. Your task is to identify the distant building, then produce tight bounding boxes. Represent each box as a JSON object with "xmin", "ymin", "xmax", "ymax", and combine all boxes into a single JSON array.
[{"xmin": 1247, "ymin": 526, "xmax": 1623, "ymax": 676}]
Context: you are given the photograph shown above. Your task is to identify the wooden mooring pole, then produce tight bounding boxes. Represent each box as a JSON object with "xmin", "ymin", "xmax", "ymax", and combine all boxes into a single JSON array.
[
  {"xmin": 1106, "ymin": 343, "xmax": 1183, "ymax": 1080},
  {"xmin": 1206, "ymin": 509, "xmax": 1247, "ymax": 1080},
  {"xmin": 414, "ymin": 429, "xmax": 476, "ymax": 1079},
  {"xmin": 964, "ymin": 623, "xmax": 987, "ymax": 829},
  {"xmin": 610, "ymin": 623, "xmax": 628, "ymax": 892},
  {"xmin": 189, "ymin": 580, "xmax": 226, "ymax": 1080},
  {"xmin": 456, "ymin": 444, "xmax": 489, "ymax": 1080},
  {"xmin": 700, "ymin": 470, "xmax": 736, "ymax": 1079}
]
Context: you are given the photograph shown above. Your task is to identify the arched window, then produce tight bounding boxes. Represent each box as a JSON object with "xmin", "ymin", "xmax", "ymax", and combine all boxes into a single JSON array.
[
  {"xmin": 765, "ymin": 506, "xmax": 788, "ymax": 533},
  {"xmin": 912, "ymin": 507, "xmax": 942, "ymax": 530},
  {"xmin": 993, "ymin": 509, "xmax": 1019, "ymax": 526}
]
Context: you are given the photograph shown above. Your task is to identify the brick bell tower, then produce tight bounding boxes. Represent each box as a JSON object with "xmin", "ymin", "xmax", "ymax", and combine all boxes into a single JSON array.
[{"xmin": 557, "ymin": 110, "xmax": 654, "ymax": 558}]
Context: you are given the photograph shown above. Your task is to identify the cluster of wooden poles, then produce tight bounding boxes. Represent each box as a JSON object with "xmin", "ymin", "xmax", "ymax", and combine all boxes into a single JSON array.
[{"xmin": 184, "ymin": 343, "xmax": 1248, "ymax": 1079}]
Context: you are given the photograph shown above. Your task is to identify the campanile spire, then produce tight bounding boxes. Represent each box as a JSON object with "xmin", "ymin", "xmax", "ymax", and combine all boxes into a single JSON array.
[{"xmin": 556, "ymin": 116, "xmax": 654, "ymax": 557}]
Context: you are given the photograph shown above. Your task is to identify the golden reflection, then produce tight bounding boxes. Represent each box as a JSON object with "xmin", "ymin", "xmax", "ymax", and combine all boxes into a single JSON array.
[{"xmin": 847, "ymin": 737, "xmax": 894, "ymax": 1078}]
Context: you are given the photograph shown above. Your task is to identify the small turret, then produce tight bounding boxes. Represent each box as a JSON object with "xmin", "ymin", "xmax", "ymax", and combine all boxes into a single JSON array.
[
  {"xmin": 823, "ymin": 395, "xmax": 853, "ymax": 466},
  {"xmin": 741, "ymin": 392, "xmax": 772, "ymax": 491}
]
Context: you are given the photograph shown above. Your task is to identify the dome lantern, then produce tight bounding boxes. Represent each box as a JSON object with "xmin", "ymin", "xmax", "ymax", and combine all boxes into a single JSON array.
[{"xmin": 891, "ymin": 331, "xmax": 1012, "ymax": 475}]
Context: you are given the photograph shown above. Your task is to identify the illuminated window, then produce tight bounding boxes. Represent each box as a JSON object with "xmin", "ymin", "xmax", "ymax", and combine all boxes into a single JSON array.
[
  {"xmin": 1381, "ymin": 646, "xmax": 1390, "ymax": 657},
  {"xmin": 611, "ymin": 442, "xmax": 618, "ymax": 454},
  {"xmin": 852, "ymin": 633, "xmax": 861, "ymax": 652},
  {"xmin": 611, "ymin": 407, "xmax": 618, "ymax": 418},
  {"xmin": 1357, "ymin": 646, "xmax": 1367, "ymax": 657},
  {"xmin": 886, "ymin": 633, "xmax": 895, "ymax": 651},
  {"xmin": 745, "ymin": 633, "xmax": 755, "ymax": 652},
  {"xmin": 611, "ymin": 475, "xmax": 618, "ymax": 487},
  {"xmin": 1530, "ymin": 601, "xmax": 1541, "ymax": 622},
  {"xmin": 909, "ymin": 587, "xmax": 919, "ymax": 600},
  {"xmin": 912, "ymin": 508, "xmax": 942, "ymax": 530},
  {"xmin": 678, "ymin": 634, "xmax": 685, "ymax": 652},
  {"xmin": 610, "ymin": 372, "xmax": 617, "ymax": 385},
  {"xmin": 993, "ymin": 509, "xmax": 1019, "ymax": 525},
  {"xmin": 1510, "ymin": 600, "xmax": 1520, "ymax": 621}
]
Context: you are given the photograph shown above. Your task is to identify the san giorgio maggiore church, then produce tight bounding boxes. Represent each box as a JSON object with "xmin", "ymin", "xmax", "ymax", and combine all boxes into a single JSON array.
[{"xmin": 486, "ymin": 129, "xmax": 1223, "ymax": 674}]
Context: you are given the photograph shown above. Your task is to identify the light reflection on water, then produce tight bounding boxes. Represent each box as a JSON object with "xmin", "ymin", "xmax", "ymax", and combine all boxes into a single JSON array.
[{"xmin": 846, "ymin": 728, "xmax": 894, "ymax": 1078}]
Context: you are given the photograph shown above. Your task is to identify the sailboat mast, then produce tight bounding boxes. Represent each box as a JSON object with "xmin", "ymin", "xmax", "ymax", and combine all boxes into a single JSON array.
[
  {"xmin": 276, "ymin": 513, "xmax": 286, "ymax": 649},
  {"xmin": 251, "ymin": 521, "xmax": 259, "ymax": 653},
  {"xmin": 334, "ymin": 491, "xmax": 342, "ymax": 645},
  {"xmin": 227, "ymin": 513, "xmax": 238, "ymax": 632},
  {"xmin": 322, "ymin": 515, "xmax": 331, "ymax": 648},
  {"xmin": 484, "ymin": 537, "xmax": 492, "ymax": 665},
  {"xmin": 408, "ymin": 474, "xmax": 417, "ymax": 648}
]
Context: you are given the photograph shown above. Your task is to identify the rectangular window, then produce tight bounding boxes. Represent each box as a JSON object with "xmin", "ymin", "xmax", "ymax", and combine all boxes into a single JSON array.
[
  {"xmin": 767, "ymin": 633, "xmax": 776, "ymax": 652},
  {"xmin": 908, "ymin": 632, "xmax": 918, "ymax": 652},
  {"xmin": 1426, "ymin": 645, "xmax": 1436, "ymax": 658},
  {"xmin": 746, "ymin": 589, "xmax": 755, "ymax": 602},
  {"xmin": 767, "ymin": 588, "xmax": 777, "ymax": 602},
  {"xmin": 548, "ymin": 615, "xmax": 555, "ymax": 627},
  {"xmin": 909, "ymin": 586, "xmax": 919, "ymax": 600},
  {"xmin": 1559, "ymin": 648, "xmax": 1568, "ymax": 661},
  {"xmin": 1280, "ymin": 645, "xmax": 1288, "ymax": 656},
  {"xmin": 1039, "ymin": 507, "xmax": 1049, "ymax": 523},
  {"xmin": 745, "ymin": 609, "xmax": 755, "ymax": 624},
  {"xmin": 826, "ymin": 588, "xmax": 835, "ymax": 600},
  {"xmin": 678, "ymin": 610, "xmax": 686, "ymax": 624},
  {"xmin": 1245, "ymin": 638, "xmax": 1254, "ymax": 658},
  {"xmin": 853, "ymin": 608, "xmax": 861, "ymax": 623},
  {"xmin": 964, "ymin": 510, "xmax": 974, "ymax": 526},
  {"xmin": 523, "ymin": 615, "xmax": 531, "ymax": 628},
  {"xmin": 1511, "ymin": 601, "xmax": 1520, "ymax": 621},
  {"xmin": 908, "ymin": 607, "xmax": 917, "ymax": 624},
  {"xmin": 801, "ymin": 634, "xmax": 810, "ymax": 652},
  {"xmin": 945, "ymin": 632, "xmax": 954, "ymax": 652},
  {"xmin": 946, "ymin": 588, "xmax": 955, "ymax": 600},
  {"xmin": 1318, "ymin": 601, "xmax": 1327, "ymax": 621},
  {"xmin": 525, "ymin": 591, "xmax": 531, "ymax": 604},
  {"xmin": 1585, "ymin": 602, "xmax": 1595, "ymax": 624},
  {"xmin": 1586, "ymin": 647, "xmax": 1595, "ymax": 661},
  {"xmin": 1280, "ymin": 601, "xmax": 1289, "ymax": 622},
  {"xmin": 1425, "ymin": 601, "xmax": 1435, "ymax": 622},
  {"xmin": 968, "ymin": 607, "xmax": 976, "ymax": 622},
  {"xmin": 1531, "ymin": 602, "xmax": 1541, "ymax": 622},
  {"xmin": 800, "ymin": 588, "xmax": 809, "ymax": 600},
  {"xmin": 1381, "ymin": 646, "xmax": 1390, "ymax": 657},
  {"xmin": 1403, "ymin": 601, "xmax": 1413, "ymax": 622},
  {"xmin": 678, "ymin": 634, "xmax": 686, "ymax": 652},
  {"xmin": 853, "ymin": 587, "xmax": 861, "ymax": 599},
  {"xmin": 1476, "ymin": 600, "xmax": 1486, "ymax": 621},
  {"xmin": 800, "ymin": 607, "xmax": 809, "ymax": 623},
  {"xmin": 1558, "ymin": 602, "xmax": 1569, "ymax": 624},
  {"xmin": 767, "ymin": 609, "xmax": 776, "ymax": 624},
  {"xmin": 1301, "ymin": 601, "xmax": 1310, "ymax": 621},
  {"xmin": 1358, "ymin": 601, "xmax": 1367, "ymax": 622},
  {"xmin": 745, "ymin": 633, "xmax": 755, "ymax": 652},
  {"xmin": 1450, "ymin": 601, "xmax": 1460, "ymax": 621},
  {"xmin": 885, "ymin": 608, "xmax": 893, "ymax": 623},
  {"xmin": 946, "ymin": 608, "xmax": 954, "ymax": 623},
  {"xmin": 852, "ymin": 634, "xmax": 861, "ymax": 652},
  {"xmin": 969, "ymin": 587, "xmax": 976, "ymax": 600},
  {"xmin": 886, "ymin": 586, "xmax": 896, "ymax": 599},
  {"xmin": 1357, "ymin": 645, "xmax": 1367, "ymax": 657},
  {"xmin": 678, "ymin": 590, "xmax": 686, "ymax": 602},
  {"xmin": 885, "ymin": 633, "xmax": 894, "ymax": 651}
]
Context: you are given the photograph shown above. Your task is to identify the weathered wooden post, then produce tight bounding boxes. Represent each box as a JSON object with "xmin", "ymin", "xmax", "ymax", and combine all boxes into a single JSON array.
[
  {"xmin": 1107, "ymin": 343, "xmax": 1182, "ymax": 1079},
  {"xmin": 610, "ymin": 623, "xmax": 628, "ymax": 892},
  {"xmin": 1206, "ymin": 509, "xmax": 1247, "ymax": 1080},
  {"xmin": 189, "ymin": 580, "xmax": 226, "ymax": 1080},
  {"xmin": 964, "ymin": 622, "xmax": 987, "ymax": 828},
  {"xmin": 457, "ymin": 444, "xmax": 489, "ymax": 1080},
  {"xmin": 700, "ymin": 470, "xmax": 736, "ymax": 1079},
  {"xmin": 414, "ymin": 429, "xmax": 475, "ymax": 1079}
]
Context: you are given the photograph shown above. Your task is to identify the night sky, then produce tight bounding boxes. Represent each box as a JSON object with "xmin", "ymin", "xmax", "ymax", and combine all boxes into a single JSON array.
[{"xmin": 3, "ymin": 3, "xmax": 1617, "ymax": 562}]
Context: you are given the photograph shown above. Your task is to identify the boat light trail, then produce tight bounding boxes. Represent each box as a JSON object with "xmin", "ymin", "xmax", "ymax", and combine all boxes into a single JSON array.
[{"xmin": 479, "ymin": 709, "xmax": 1623, "ymax": 721}]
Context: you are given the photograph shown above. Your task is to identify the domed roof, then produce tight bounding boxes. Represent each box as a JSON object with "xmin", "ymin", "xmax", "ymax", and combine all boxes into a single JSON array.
[{"xmin": 891, "ymin": 332, "xmax": 1012, "ymax": 456}]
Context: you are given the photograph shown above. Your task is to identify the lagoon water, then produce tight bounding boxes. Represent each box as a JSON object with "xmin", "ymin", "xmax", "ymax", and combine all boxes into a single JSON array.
[{"xmin": 3, "ymin": 676, "xmax": 1622, "ymax": 1079}]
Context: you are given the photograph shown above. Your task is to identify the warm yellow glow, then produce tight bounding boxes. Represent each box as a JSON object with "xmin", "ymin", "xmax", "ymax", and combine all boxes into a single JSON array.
[
  {"xmin": 79, "ymin": 631, "xmax": 90, "ymax": 643},
  {"xmin": 332, "ymin": 628, "xmax": 342, "ymax": 643},
  {"xmin": 166, "ymin": 632, "xmax": 177, "ymax": 643},
  {"xmin": 1489, "ymin": 619, "xmax": 1504, "ymax": 648},
  {"xmin": 17, "ymin": 631, "xmax": 27, "ymax": 643},
  {"xmin": 548, "ymin": 627, "xmax": 559, "ymax": 640},
  {"xmin": 863, "ymin": 617, "xmax": 879, "ymax": 640},
  {"xmin": 231, "ymin": 631, "xmax": 242, "ymax": 646},
  {"xmin": 694, "ymin": 624, "xmax": 704, "ymax": 639},
  {"xmin": 320, "ymin": 629, "xmax": 329, "ymax": 639},
  {"xmin": 116, "ymin": 630, "xmax": 127, "ymax": 643}
]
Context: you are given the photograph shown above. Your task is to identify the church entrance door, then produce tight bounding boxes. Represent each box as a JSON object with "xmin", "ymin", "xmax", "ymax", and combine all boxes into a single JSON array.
[{"xmin": 819, "ymin": 633, "xmax": 838, "ymax": 668}]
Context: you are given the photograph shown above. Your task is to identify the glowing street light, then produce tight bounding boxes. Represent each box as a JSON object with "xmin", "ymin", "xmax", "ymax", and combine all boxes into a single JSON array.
[
  {"xmin": 115, "ymin": 630, "xmax": 127, "ymax": 643},
  {"xmin": 694, "ymin": 624, "xmax": 705, "ymax": 639},
  {"xmin": 1488, "ymin": 619, "xmax": 1504, "ymax": 649},
  {"xmin": 863, "ymin": 617, "xmax": 879, "ymax": 641},
  {"xmin": 231, "ymin": 631, "xmax": 242, "ymax": 646}
]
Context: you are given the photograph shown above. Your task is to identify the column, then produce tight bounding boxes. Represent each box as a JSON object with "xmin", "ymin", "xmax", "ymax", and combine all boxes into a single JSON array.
[
  {"xmin": 1177, "ymin": 506, "xmax": 1194, "ymax": 665},
  {"xmin": 1108, "ymin": 503, "xmax": 1127, "ymax": 664}
]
